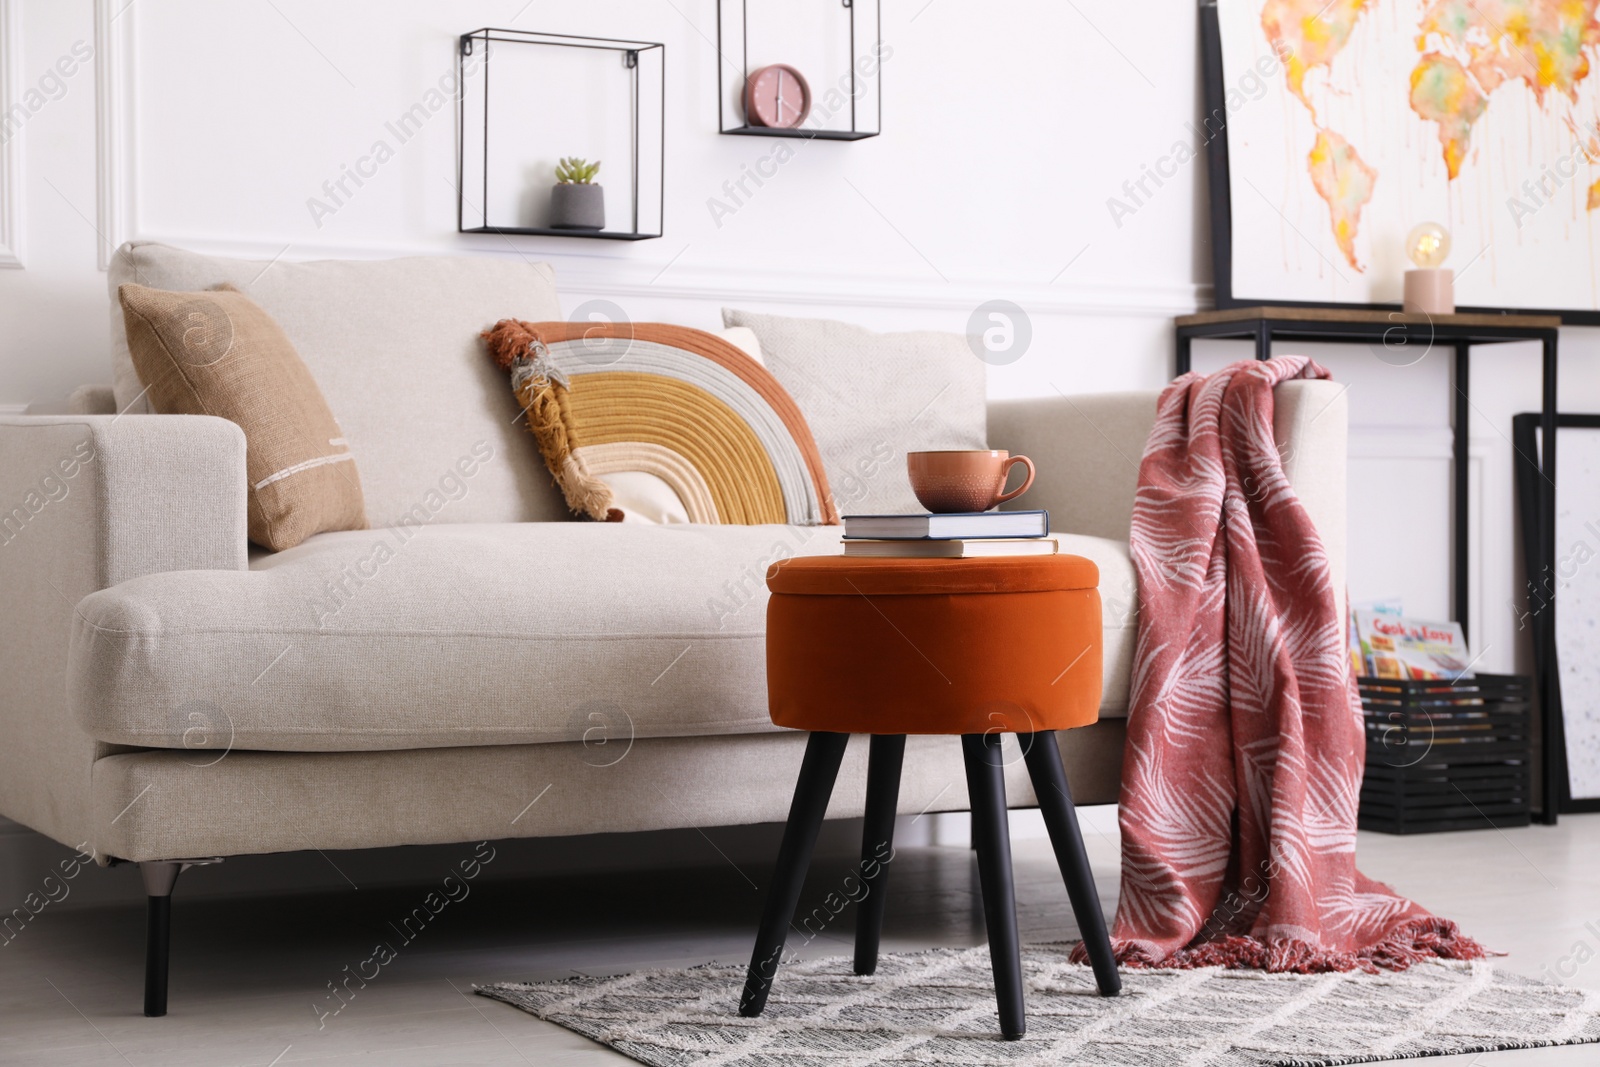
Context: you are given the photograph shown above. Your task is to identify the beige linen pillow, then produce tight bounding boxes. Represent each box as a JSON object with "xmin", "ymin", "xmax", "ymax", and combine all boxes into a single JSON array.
[
  {"xmin": 119, "ymin": 282, "xmax": 368, "ymax": 551},
  {"xmin": 721, "ymin": 309, "xmax": 987, "ymax": 515},
  {"xmin": 108, "ymin": 242, "xmax": 572, "ymax": 528}
]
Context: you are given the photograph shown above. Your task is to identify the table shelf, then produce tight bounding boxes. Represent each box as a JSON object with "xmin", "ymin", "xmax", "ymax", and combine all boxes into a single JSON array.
[{"xmin": 1173, "ymin": 306, "xmax": 1560, "ymax": 823}]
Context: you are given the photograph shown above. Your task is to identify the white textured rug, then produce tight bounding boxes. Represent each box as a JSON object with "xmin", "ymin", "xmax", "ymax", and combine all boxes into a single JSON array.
[{"xmin": 479, "ymin": 945, "xmax": 1600, "ymax": 1066}]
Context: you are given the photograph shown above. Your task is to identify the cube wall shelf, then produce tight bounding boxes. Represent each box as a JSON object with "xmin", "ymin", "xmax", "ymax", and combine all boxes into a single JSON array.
[
  {"xmin": 457, "ymin": 28, "xmax": 665, "ymax": 240},
  {"xmin": 717, "ymin": 0, "xmax": 882, "ymax": 141}
]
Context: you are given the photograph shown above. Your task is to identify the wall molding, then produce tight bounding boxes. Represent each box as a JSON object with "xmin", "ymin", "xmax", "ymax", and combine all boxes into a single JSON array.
[
  {"xmin": 119, "ymin": 231, "xmax": 1210, "ymax": 319},
  {"xmin": 1347, "ymin": 427, "xmax": 1453, "ymax": 460},
  {"xmin": 92, "ymin": 1, "xmax": 1203, "ymax": 318},
  {"xmin": 1346, "ymin": 426, "xmax": 1498, "ymax": 461},
  {"xmin": 1347, "ymin": 425, "xmax": 1488, "ymax": 635},
  {"xmin": 0, "ymin": 0, "xmax": 23, "ymax": 268},
  {"xmin": 554, "ymin": 259, "xmax": 1209, "ymax": 320},
  {"xmin": 94, "ymin": 0, "xmax": 133, "ymax": 270},
  {"xmin": 0, "ymin": 403, "xmax": 28, "ymax": 415}
]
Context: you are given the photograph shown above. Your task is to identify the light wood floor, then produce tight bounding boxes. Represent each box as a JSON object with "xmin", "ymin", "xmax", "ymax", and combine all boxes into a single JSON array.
[{"xmin": 3, "ymin": 809, "xmax": 1596, "ymax": 1065}]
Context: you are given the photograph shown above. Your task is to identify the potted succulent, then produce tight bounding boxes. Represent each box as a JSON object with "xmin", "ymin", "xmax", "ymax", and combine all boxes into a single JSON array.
[{"xmin": 550, "ymin": 157, "xmax": 604, "ymax": 230}]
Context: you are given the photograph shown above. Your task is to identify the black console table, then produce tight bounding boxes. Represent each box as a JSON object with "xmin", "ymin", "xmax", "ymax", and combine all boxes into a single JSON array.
[{"xmin": 1173, "ymin": 306, "xmax": 1561, "ymax": 821}]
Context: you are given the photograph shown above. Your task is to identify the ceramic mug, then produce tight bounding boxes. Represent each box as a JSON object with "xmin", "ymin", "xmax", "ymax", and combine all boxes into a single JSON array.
[{"xmin": 906, "ymin": 450, "xmax": 1036, "ymax": 514}]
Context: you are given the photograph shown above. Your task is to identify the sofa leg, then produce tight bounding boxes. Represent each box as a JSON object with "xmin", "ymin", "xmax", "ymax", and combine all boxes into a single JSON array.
[
  {"xmin": 144, "ymin": 892, "xmax": 171, "ymax": 1018},
  {"xmin": 139, "ymin": 858, "xmax": 221, "ymax": 1018}
]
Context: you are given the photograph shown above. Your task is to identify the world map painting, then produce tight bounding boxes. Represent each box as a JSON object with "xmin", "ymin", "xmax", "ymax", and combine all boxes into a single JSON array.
[{"xmin": 1218, "ymin": 0, "xmax": 1600, "ymax": 314}]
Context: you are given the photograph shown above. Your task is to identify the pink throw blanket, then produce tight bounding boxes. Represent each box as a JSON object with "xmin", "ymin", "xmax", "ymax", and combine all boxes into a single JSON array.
[{"xmin": 1096, "ymin": 357, "xmax": 1484, "ymax": 972}]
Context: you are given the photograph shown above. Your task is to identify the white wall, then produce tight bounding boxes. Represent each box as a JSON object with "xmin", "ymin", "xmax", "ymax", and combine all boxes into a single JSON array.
[
  {"xmin": 0, "ymin": 0, "xmax": 1203, "ymax": 410},
  {"xmin": 2, "ymin": 2, "xmax": 1597, "ymax": 666}
]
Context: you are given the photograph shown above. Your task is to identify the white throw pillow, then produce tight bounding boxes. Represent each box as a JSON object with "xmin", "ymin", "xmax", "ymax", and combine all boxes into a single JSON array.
[
  {"xmin": 722, "ymin": 309, "xmax": 987, "ymax": 516},
  {"xmin": 719, "ymin": 326, "xmax": 764, "ymax": 365}
]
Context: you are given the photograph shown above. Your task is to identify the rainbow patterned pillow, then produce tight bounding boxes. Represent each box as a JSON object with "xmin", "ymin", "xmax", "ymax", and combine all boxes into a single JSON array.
[{"xmin": 482, "ymin": 320, "xmax": 838, "ymax": 525}]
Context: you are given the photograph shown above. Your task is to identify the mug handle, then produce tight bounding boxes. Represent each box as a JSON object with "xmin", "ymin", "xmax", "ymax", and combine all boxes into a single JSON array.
[{"xmin": 994, "ymin": 455, "xmax": 1036, "ymax": 505}]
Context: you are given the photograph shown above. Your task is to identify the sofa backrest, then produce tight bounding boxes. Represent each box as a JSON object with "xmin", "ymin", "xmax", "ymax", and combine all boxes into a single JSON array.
[{"xmin": 109, "ymin": 242, "xmax": 571, "ymax": 527}]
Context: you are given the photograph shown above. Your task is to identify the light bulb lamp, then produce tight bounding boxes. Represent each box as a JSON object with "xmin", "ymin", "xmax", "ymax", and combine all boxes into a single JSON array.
[{"xmin": 1403, "ymin": 222, "xmax": 1453, "ymax": 314}]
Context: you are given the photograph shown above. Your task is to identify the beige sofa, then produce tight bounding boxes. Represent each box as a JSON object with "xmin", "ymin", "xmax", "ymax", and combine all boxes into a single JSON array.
[{"xmin": 0, "ymin": 243, "xmax": 1348, "ymax": 1013}]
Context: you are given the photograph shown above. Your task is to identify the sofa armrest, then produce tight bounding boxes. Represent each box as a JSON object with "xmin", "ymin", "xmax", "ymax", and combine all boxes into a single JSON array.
[
  {"xmin": 0, "ymin": 415, "xmax": 251, "ymax": 583},
  {"xmin": 0, "ymin": 414, "xmax": 248, "ymax": 850},
  {"xmin": 68, "ymin": 384, "xmax": 118, "ymax": 416},
  {"xmin": 988, "ymin": 380, "xmax": 1348, "ymax": 614},
  {"xmin": 988, "ymin": 391, "xmax": 1157, "ymax": 543},
  {"xmin": 1272, "ymin": 379, "xmax": 1349, "ymax": 620}
]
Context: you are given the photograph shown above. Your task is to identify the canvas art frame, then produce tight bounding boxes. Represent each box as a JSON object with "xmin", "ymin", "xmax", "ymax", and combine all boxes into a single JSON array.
[
  {"xmin": 1201, "ymin": 1, "xmax": 1600, "ymax": 324},
  {"xmin": 1514, "ymin": 413, "xmax": 1600, "ymax": 815}
]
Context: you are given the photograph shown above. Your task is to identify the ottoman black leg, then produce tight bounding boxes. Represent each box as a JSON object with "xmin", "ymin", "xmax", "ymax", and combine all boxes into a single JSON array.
[
  {"xmin": 854, "ymin": 733, "xmax": 906, "ymax": 976},
  {"xmin": 1020, "ymin": 731, "xmax": 1121, "ymax": 996},
  {"xmin": 961, "ymin": 732, "xmax": 1026, "ymax": 1041},
  {"xmin": 740, "ymin": 730, "xmax": 850, "ymax": 1018}
]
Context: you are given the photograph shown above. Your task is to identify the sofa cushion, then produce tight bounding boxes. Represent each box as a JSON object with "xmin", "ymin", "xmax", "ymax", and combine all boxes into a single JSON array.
[
  {"xmin": 722, "ymin": 309, "xmax": 988, "ymax": 515},
  {"xmin": 119, "ymin": 282, "xmax": 369, "ymax": 551},
  {"xmin": 68, "ymin": 525, "xmax": 1137, "ymax": 753},
  {"xmin": 108, "ymin": 242, "xmax": 571, "ymax": 529}
]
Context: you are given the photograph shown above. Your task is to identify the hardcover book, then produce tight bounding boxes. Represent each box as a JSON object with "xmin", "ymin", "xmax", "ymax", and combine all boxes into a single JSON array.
[
  {"xmin": 841, "ymin": 510, "xmax": 1049, "ymax": 540},
  {"xmin": 842, "ymin": 537, "xmax": 1060, "ymax": 559}
]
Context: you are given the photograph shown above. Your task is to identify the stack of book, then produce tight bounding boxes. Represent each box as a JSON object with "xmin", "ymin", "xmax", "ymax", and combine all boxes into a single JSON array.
[
  {"xmin": 1351, "ymin": 608, "xmax": 1474, "ymax": 680},
  {"xmin": 840, "ymin": 509, "xmax": 1055, "ymax": 558}
]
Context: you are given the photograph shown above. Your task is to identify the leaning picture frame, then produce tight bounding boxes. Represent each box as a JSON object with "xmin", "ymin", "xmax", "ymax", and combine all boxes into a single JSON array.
[{"xmin": 1513, "ymin": 413, "xmax": 1600, "ymax": 815}]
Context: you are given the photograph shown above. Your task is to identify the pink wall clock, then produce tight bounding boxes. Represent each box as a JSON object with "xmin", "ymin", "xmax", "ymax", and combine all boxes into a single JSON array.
[{"xmin": 743, "ymin": 64, "xmax": 811, "ymax": 128}]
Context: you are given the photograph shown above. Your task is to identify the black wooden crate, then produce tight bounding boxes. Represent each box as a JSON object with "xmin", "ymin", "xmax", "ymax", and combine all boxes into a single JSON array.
[{"xmin": 1358, "ymin": 673, "xmax": 1533, "ymax": 834}]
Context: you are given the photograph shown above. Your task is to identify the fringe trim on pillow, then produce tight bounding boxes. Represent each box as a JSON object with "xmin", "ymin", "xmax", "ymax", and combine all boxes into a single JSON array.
[
  {"xmin": 494, "ymin": 330, "xmax": 617, "ymax": 522},
  {"xmin": 557, "ymin": 453, "xmax": 618, "ymax": 522}
]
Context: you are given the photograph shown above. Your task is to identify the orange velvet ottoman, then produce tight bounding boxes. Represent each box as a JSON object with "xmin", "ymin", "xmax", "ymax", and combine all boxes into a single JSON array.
[{"xmin": 740, "ymin": 554, "xmax": 1121, "ymax": 1041}]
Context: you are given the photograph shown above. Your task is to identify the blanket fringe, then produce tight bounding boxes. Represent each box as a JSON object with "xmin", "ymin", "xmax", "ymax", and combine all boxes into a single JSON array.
[{"xmin": 1072, "ymin": 916, "xmax": 1489, "ymax": 974}]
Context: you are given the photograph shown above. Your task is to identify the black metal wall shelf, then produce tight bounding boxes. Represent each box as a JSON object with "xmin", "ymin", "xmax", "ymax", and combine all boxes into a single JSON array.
[
  {"xmin": 457, "ymin": 28, "xmax": 665, "ymax": 240},
  {"xmin": 717, "ymin": 0, "xmax": 882, "ymax": 140},
  {"xmin": 719, "ymin": 127, "xmax": 877, "ymax": 142},
  {"xmin": 461, "ymin": 225, "xmax": 659, "ymax": 241}
]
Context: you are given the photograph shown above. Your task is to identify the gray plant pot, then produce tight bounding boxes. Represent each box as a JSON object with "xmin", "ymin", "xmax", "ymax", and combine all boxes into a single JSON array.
[{"xmin": 549, "ymin": 183, "xmax": 605, "ymax": 230}]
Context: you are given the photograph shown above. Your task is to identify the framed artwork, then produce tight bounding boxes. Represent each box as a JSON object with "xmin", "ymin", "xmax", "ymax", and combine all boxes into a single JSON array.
[
  {"xmin": 1202, "ymin": 1, "xmax": 1600, "ymax": 323},
  {"xmin": 1514, "ymin": 413, "xmax": 1600, "ymax": 814}
]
